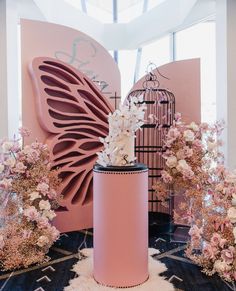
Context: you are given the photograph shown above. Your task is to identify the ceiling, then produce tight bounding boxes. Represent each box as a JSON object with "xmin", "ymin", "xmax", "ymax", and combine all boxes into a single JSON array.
[{"xmin": 65, "ymin": 0, "xmax": 166, "ymax": 23}]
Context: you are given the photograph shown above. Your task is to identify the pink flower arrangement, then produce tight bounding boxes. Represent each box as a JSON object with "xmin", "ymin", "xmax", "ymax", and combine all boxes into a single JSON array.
[
  {"xmin": 0, "ymin": 130, "xmax": 61, "ymax": 270},
  {"xmin": 153, "ymin": 114, "xmax": 236, "ymax": 282}
]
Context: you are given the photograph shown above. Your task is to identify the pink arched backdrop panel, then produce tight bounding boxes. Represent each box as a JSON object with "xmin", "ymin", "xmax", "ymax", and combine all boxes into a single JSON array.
[
  {"xmin": 130, "ymin": 59, "xmax": 201, "ymax": 123},
  {"xmin": 21, "ymin": 20, "xmax": 120, "ymax": 232},
  {"xmin": 129, "ymin": 60, "xmax": 201, "ymax": 222},
  {"xmin": 21, "ymin": 19, "xmax": 120, "ymax": 144}
]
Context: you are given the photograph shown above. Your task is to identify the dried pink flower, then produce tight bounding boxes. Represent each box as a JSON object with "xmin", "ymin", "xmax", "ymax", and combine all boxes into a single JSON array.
[
  {"xmin": 210, "ymin": 233, "xmax": 222, "ymax": 247},
  {"xmin": 36, "ymin": 182, "xmax": 49, "ymax": 195},
  {"xmin": 18, "ymin": 127, "xmax": 31, "ymax": 137},
  {"xmin": 14, "ymin": 162, "xmax": 27, "ymax": 173},
  {"xmin": 153, "ymin": 117, "xmax": 236, "ymax": 282},
  {"xmin": 0, "ymin": 178, "xmax": 12, "ymax": 190},
  {"xmin": 0, "ymin": 235, "xmax": 5, "ymax": 250},
  {"xmin": 37, "ymin": 235, "xmax": 50, "ymax": 247},
  {"xmin": 203, "ymin": 244, "xmax": 218, "ymax": 260},
  {"xmin": 0, "ymin": 135, "xmax": 60, "ymax": 271},
  {"xmin": 221, "ymin": 247, "xmax": 235, "ymax": 264},
  {"xmin": 24, "ymin": 206, "xmax": 39, "ymax": 221}
]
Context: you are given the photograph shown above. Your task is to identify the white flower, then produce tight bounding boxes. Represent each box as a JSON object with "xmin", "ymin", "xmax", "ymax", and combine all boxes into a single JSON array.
[
  {"xmin": 14, "ymin": 162, "xmax": 27, "ymax": 173},
  {"xmin": 1, "ymin": 141, "xmax": 13, "ymax": 152},
  {"xmin": 183, "ymin": 130, "xmax": 195, "ymax": 142},
  {"xmin": 0, "ymin": 235, "xmax": 5, "ymax": 250},
  {"xmin": 23, "ymin": 206, "xmax": 39, "ymax": 221},
  {"xmin": 4, "ymin": 157, "xmax": 15, "ymax": 168},
  {"xmin": 97, "ymin": 97, "xmax": 146, "ymax": 167},
  {"xmin": 176, "ymin": 159, "xmax": 190, "ymax": 172},
  {"xmin": 0, "ymin": 178, "xmax": 12, "ymax": 190},
  {"xmin": 189, "ymin": 122, "xmax": 199, "ymax": 131},
  {"xmin": 213, "ymin": 260, "xmax": 231, "ymax": 273},
  {"xmin": 227, "ymin": 207, "xmax": 236, "ymax": 223},
  {"xmin": 29, "ymin": 191, "xmax": 41, "ymax": 201},
  {"xmin": 43, "ymin": 210, "xmax": 56, "ymax": 220},
  {"xmin": 232, "ymin": 193, "xmax": 236, "ymax": 206},
  {"xmin": 0, "ymin": 164, "xmax": 4, "ymax": 174},
  {"xmin": 207, "ymin": 141, "xmax": 217, "ymax": 152},
  {"xmin": 215, "ymin": 183, "xmax": 224, "ymax": 192},
  {"xmin": 39, "ymin": 200, "xmax": 51, "ymax": 211},
  {"xmin": 37, "ymin": 235, "xmax": 50, "ymax": 247},
  {"xmin": 225, "ymin": 172, "xmax": 236, "ymax": 184},
  {"xmin": 22, "ymin": 145, "xmax": 31, "ymax": 155},
  {"xmin": 166, "ymin": 128, "xmax": 180, "ymax": 142},
  {"xmin": 233, "ymin": 227, "xmax": 236, "ymax": 243},
  {"xmin": 166, "ymin": 156, "xmax": 177, "ymax": 168}
]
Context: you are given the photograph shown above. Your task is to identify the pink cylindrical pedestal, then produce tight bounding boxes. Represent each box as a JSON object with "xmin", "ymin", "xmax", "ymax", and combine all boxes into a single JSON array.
[{"xmin": 93, "ymin": 164, "xmax": 148, "ymax": 288}]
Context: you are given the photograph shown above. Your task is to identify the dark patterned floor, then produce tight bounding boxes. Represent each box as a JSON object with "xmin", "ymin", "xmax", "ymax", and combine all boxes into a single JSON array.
[{"xmin": 0, "ymin": 229, "xmax": 234, "ymax": 291}]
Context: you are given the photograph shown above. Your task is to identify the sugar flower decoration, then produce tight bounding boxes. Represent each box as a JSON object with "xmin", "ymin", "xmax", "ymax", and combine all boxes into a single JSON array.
[{"xmin": 97, "ymin": 96, "xmax": 146, "ymax": 167}]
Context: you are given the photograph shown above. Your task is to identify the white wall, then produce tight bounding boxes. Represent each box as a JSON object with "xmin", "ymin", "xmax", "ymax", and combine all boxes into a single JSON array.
[
  {"xmin": 0, "ymin": 0, "xmax": 19, "ymax": 139},
  {"xmin": 0, "ymin": 0, "xmax": 8, "ymax": 138},
  {"xmin": 216, "ymin": 0, "xmax": 236, "ymax": 169},
  {"xmin": 0, "ymin": 0, "xmax": 46, "ymax": 139}
]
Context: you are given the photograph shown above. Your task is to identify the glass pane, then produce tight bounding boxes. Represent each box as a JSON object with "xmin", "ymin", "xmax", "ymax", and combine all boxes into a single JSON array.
[
  {"xmin": 118, "ymin": 1, "xmax": 143, "ymax": 23},
  {"xmin": 65, "ymin": 0, "xmax": 82, "ymax": 11},
  {"xmin": 147, "ymin": 0, "xmax": 166, "ymax": 11},
  {"xmin": 175, "ymin": 21, "xmax": 216, "ymax": 123},
  {"xmin": 86, "ymin": 0, "xmax": 113, "ymax": 23},
  {"xmin": 118, "ymin": 50, "xmax": 137, "ymax": 99},
  {"xmin": 66, "ymin": 0, "xmax": 168, "ymax": 23},
  {"xmin": 139, "ymin": 34, "xmax": 171, "ymax": 79}
]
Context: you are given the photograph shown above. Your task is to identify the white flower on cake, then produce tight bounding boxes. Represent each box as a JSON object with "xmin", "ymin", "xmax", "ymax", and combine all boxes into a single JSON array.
[{"xmin": 97, "ymin": 96, "xmax": 146, "ymax": 167}]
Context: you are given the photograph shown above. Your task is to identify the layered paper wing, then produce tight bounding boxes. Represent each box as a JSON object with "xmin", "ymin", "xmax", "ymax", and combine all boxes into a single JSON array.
[{"xmin": 29, "ymin": 57, "xmax": 114, "ymax": 209}]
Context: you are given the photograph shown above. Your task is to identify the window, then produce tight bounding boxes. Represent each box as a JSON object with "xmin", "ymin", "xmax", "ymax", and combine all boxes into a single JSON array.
[
  {"xmin": 175, "ymin": 21, "xmax": 216, "ymax": 123},
  {"xmin": 118, "ymin": 1, "xmax": 143, "ymax": 23},
  {"xmin": 139, "ymin": 34, "xmax": 171, "ymax": 80},
  {"xmin": 118, "ymin": 49, "xmax": 137, "ymax": 98}
]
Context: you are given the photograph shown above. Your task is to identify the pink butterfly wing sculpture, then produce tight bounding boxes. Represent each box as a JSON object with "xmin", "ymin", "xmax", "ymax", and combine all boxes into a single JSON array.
[{"xmin": 29, "ymin": 57, "xmax": 114, "ymax": 232}]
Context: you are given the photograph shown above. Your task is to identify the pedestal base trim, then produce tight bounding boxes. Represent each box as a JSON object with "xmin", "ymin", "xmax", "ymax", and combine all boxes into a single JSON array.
[{"xmin": 93, "ymin": 275, "xmax": 149, "ymax": 289}]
